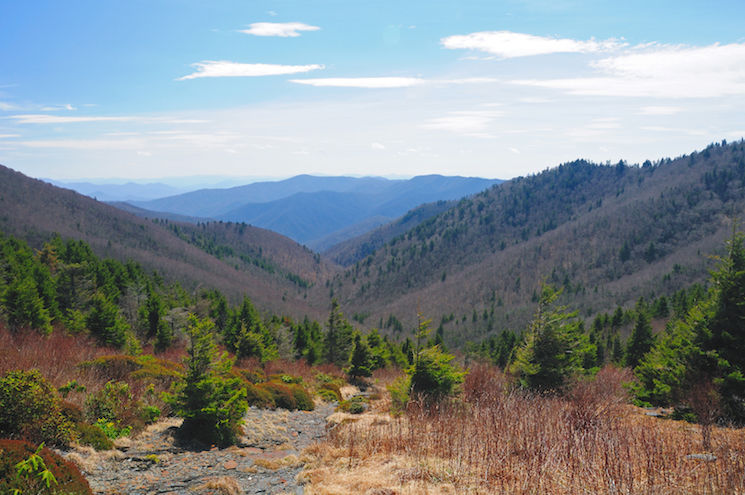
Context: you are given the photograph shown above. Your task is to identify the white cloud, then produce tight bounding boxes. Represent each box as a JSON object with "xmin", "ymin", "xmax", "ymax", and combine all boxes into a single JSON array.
[
  {"xmin": 40, "ymin": 104, "xmax": 76, "ymax": 111},
  {"xmin": 19, "ymin": 138, "xmax": 143, "ymax": 149},
  {"xmin": 9, "ymin": 114, "xmax": 136, "ymax": 124},
  {"xmin": 371, "ymin": 142, "xmax": 386, "ymax": 150},
  {"xmin": 239, "ymin": 22, "xmax": 320, "ymax": 37},
  {"xmin": 290, "ymin": 77, "xmax": 424, "ymax": 88},
  {"xmin": 0, "ymin": 102, "xmax": 17, "ymax": 111},
  {"xmin": 178, "ymin": 61, "xmax": 323, "ymax": 80},
  {"xmin": 441, "ymin": 31, "xmax": 622, "ymax": 58},
  {"xmin": 423, "ymin": 110, "xmax": 502, "ymax": 135},
  {"xmin": 514, "ymin": 43, "xmax": 745, "ymax": 98},
  {"xmin": 0, "ymin": 133, "xmax": 19, "ymax": 138},
  {"xmin": 639, "ymin": 106, "xmax": 683, "ymax": 115}
]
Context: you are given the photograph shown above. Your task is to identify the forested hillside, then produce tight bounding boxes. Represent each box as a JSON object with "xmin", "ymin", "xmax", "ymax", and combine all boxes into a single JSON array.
[
  {"xmin": 330, "ymin": 140, "xmax": 745, "ymax": 343},
  {"xmin": 0, "ymin": 166, "xmax": 334, "ymax": 319}
]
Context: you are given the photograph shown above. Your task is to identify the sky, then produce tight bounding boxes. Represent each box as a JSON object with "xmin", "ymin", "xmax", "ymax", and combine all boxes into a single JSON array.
[{"xmin": 1, "ymin": 0, "xmax": 744, "ymax": 182}]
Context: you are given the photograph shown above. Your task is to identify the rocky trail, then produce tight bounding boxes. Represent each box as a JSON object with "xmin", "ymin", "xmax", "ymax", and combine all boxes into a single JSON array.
[{"xmin": 62, "ymin": 403, "xmax": 336, "ymax": 495}]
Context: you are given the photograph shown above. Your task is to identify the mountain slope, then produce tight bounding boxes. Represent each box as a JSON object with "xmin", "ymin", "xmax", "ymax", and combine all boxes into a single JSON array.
[
  {"xmin": 328, "ymin": 140, "xmax": 745, "ymax": 343},
  {"xmin": 0, "ymin": 165, "xmax": 337, "ymax": 318}
]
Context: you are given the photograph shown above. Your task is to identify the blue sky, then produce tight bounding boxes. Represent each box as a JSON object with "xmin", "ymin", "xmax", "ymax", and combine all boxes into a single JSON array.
[{"xmin": 1, "ymin": 0, "xmax": 744, "ymax": 181}]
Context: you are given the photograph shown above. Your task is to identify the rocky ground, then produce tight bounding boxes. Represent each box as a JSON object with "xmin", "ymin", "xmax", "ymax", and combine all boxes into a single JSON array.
[{"xmin": 62, "ymin": 403, "xmax": 336, "ymax": 495}]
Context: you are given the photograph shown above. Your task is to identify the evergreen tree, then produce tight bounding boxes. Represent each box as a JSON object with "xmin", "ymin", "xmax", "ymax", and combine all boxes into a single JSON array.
[
  {"xmin": 166, "ymin": 315, "xmax": 247, "ymax": 447},
  {"xmin": 347, "ymin": 334, "xmax": 373, "ymax": 379},
  {"xmin": 140, "ymin": 287, "xmax": 165, "ymax": 339},
  {"xmin": 625, "ymin": 301, "xmax": 655, "ymax": 368},
  {"xmin": 634, "ymin": 231, "xmax": 745, "ymax": 422},
  {"xmin": 509, "ymin": 285, "xmax": 594, "ymax": 393},
  {"xmin": 2, "ymin": 276, "xmax": 52, "ymax": 334},
  {"xmin": 324, "ymin": 299, "xmax": 354, "ymax": 366},
  {"xmin": 86, "ymin": 292, "xmax": 128, "ymax": 348}
]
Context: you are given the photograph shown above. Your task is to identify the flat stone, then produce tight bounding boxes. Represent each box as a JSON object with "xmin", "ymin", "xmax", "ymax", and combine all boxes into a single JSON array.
[
  {"xmin": 223, "ymin": 459, "xmax": 238, "ymax": 470},
  {"xmin": 686, "ymin": 453, "xmax": 717, "ymax": 462}
]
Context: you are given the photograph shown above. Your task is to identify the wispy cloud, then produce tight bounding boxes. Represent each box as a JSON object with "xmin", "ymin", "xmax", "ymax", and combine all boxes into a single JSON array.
[
  {"xmin": 9, "ymin": 114, "xmax": 137, "ymax": 124},
  {"xmin": 19, "ymin": 138, "xmax": 143, "ymax": 149},
  {"xmin": 0, "ymin": 133, "xmax": 20, "ymax": 138},
  {"xmin": 290, "ymin": 77, "xmax": 424, "ymax": 88},
  {"xmin": 9, "ymin": 114, "xmax": 209, "ymax": 125},
  {"xmin": 638, "ymin": 106, "xmax": 683, "ymax": 115},
  {"xmin": 0, "ymin": 102, "xmax": 17, "ymax": 111},
  {"xmin": 40, "ymin": 104, "xmax": 76, "ymax": 111},
  {"xmin": 239, "ymin": 22, "xmax": 320, "ymax": 37},
  {"xmin": 514, "ymin": 43, "xmax": 745, "ymax": 98},
  {"xmin": 290, "ymin": 76, "xmax": 498, "ymax": 88},
  {"xmin": 423, "ymin": 110, "xmax": 502, "ymax": 136},
  {"xmin": 441, "ymin": 31, "xmax": 622, "ymax": 58},
  {"xmin": 178, "ymin": 61, "xmax": 324, "ymax": 80}
]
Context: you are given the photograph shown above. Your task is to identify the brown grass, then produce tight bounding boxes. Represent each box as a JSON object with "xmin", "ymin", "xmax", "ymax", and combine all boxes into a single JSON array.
[{"xmin": 301, "ymin": 365, "xmax": 745, "ymax": 494}]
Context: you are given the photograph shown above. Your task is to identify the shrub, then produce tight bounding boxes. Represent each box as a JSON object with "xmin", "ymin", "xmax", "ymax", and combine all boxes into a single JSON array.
[
  {"xmin": 76, "ymin": 422, "xmax": 114, "ymax": 451},
  {"xmin": 260, "ymin": 381, "xmax": 297, "ymax": 410},
  {"xmin": 84, "ymin": 380, "xmax": 132, "ymax": 423},
  {"xmin": 78, "ymin": 354, "xmax": 181, "ymax": 386},
  {"xmin": 0, "ymin": 369, "xmax": 74, "ymax": 447},
  {"xmin": 245, "ymin": 383, "xmax": 275, "ymax": 408},
  {"xmin": 274, "ymin": 373, "xmax": 303, "ymax": 384},
  {"xmin": 316, "ymin": 388, "xmax": 340, "ymax": 403},
  {"xmin": 337, "ymin": 396, "xmax": 367, "ymax": 414},
  {"xmin": 388, "ymin": 375, "xmax": 411, "ymax": 415},
  {"xmin": 409, "ymin": 346, "xmax": 466, "ymax": 405},
  {"xmin": 290, "ymin": 384, "xmax": 315, "ymax": 411},
  {"xmin": 141, "ymin": 405, "xmax": 161, "ymax": 424},
  {"xmin": 59, "ymin": 401, "xmax": 84, "ymax": 424},
  {"xmin": 0, "ymin": 439, "xmax": 92, "ymax": 494},
  {"xmin": 236, "ymin": 368, "xmax": 265, "ymax": 384}
]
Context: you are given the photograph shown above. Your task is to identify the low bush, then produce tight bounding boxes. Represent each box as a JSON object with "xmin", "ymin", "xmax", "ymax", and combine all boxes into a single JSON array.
[
  {"xmin": 0, "ymin": 439, "xmax": 92, "ymax": 494},
  {"xmin": 290, "ymin": 384, "xmax": 315, "ymax": 411},
  {"xmin": 59, "ymin": 401, "xmax": 84, "ymax": 424},
  {"xmin": 76, "ymin": 422, "xmax": 113, "ymax": 451},
  {"xmin": 260, "ymin": 381, "xmax": 297, "ymax": 410},
  {"xmin": 337, "ymin": 396, "xmax": 367, "ymax": 414},
  {"xmin": 235, "ymin": 368, "xmax": 265, "ymax": 385},
  {"xmin": 317, "ymin": 388, "xmax": 340, "ymax": 403},
  {"xmin": 78, "ymin": 354, "xmax": 181, "ymax": 386},
  {"xmin": 141, "ymin": 405, "xmax": 161, "ymax": 424},
  {"xmin": 245, "ymin": 383, "xmax": 275, "ymax": 408},
  {"xmin": 0, "ymin": 369, "xmax": 74, "ymax": 447},
  {"xmin": 318, "ymin": 382, "xmax": 342, "ymax": 401}
]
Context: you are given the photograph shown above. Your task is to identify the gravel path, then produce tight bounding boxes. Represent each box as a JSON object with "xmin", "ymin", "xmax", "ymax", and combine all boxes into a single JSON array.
[{"xmin": 65, "ymin": 403, "xmax": 335, "ymax": 495}]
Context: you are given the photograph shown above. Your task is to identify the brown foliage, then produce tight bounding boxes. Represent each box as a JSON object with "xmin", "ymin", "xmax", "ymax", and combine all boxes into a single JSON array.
[{"xmin": 310, "ymin": 365, "xmax": 745, "ymax": 494}]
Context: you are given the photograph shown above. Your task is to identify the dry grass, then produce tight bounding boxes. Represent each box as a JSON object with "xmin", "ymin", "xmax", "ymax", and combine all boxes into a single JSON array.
[
  {"xmin": 300, "ymin": 365, "xmax": 745, "ymax": 495},
  {"xmin": 196, "ymin": 476, "xmax": 241, "ymax": 495}
]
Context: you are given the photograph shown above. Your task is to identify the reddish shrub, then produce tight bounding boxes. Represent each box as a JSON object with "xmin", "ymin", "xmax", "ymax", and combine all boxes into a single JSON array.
[{"xmin": 0, "ymin": 439, "xmax": 92, "ymax": 494}]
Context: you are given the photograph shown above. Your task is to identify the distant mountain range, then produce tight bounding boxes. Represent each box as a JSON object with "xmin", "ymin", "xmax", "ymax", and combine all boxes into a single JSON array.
[
  {"xmin": 129, "ymin": 175, "xmax": 502, "ymax": 248},
  {"xmin": 5, "ymin": 140, "xmax": 745, "ymax": 348}
]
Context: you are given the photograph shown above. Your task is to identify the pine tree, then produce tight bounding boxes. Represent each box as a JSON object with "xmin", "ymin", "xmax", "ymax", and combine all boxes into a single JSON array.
[
  {"xmin": 166, "ymin": 315, "xmax": 247, "ymax": 447},
  {"xmin": 2, "ymin": 276, "xmax": 52, "ymax": 334},
  {"xmin": 86, "ymin": 292, "xmax": 128, "ymax": 348},
  {"xmin": 625, "ymin": 303, "xmax": 655, "ymax": 368},
  {"xmin": 510, "ymin": 285, "xmax": 594, "ymax": 393},
  {"xmin": 324, "ymin": 299, "xmax": 354, "ymax": 366},
  {"xmin": 347, "ymin": 334, "xmax": 373, "ymax": 379}
]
